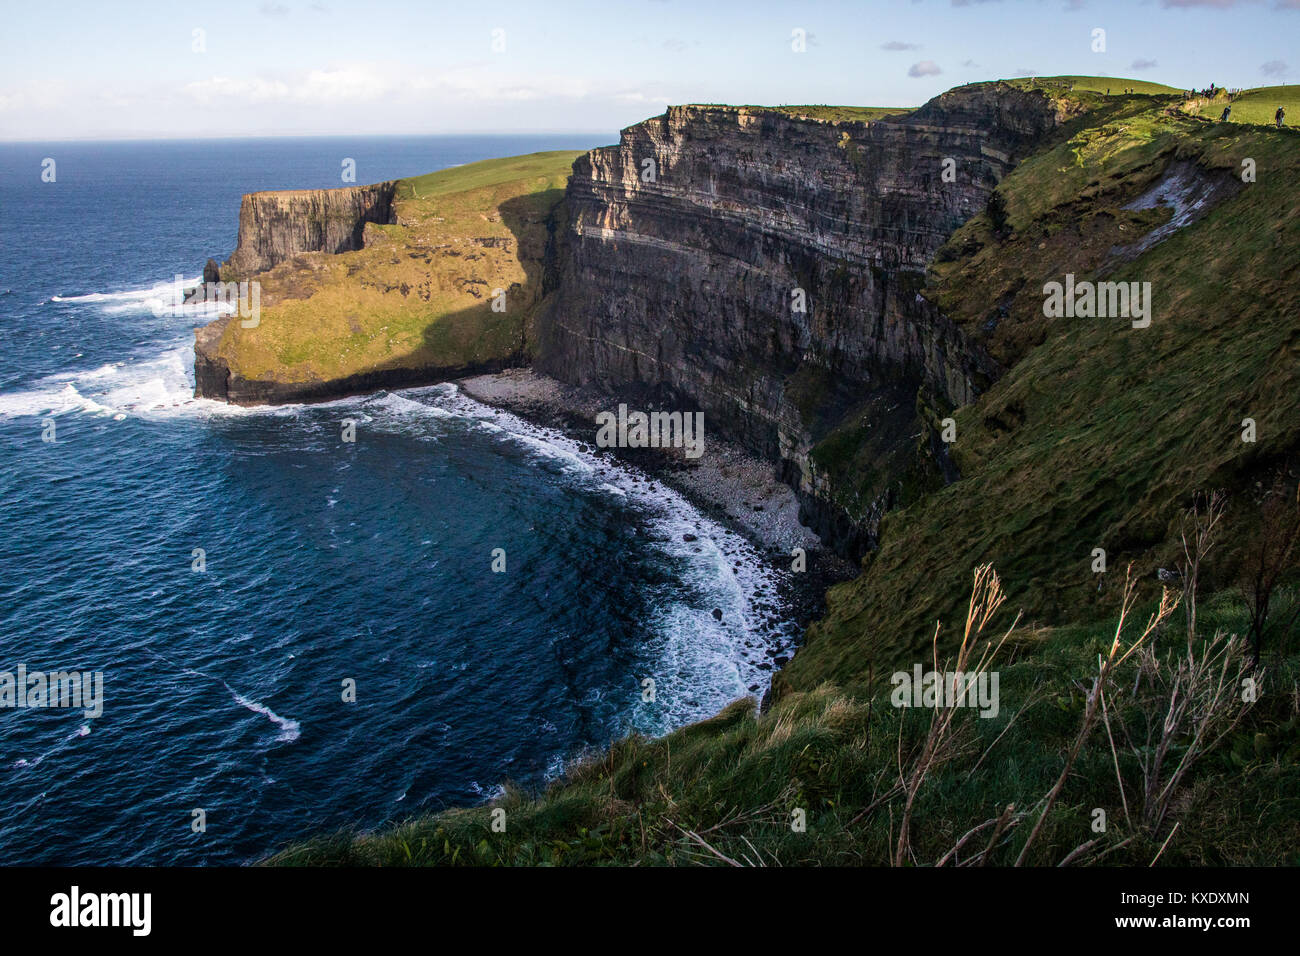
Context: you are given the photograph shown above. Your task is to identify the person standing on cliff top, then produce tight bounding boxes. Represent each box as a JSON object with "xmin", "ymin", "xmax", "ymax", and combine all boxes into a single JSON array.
[
  {"xmin": 1277, "ymin": 107, "xmax": 1287, "ymax": 129},
  {"xmin": 1221, "ymin": 105, "xmax": 1232, "ymax": 122}
]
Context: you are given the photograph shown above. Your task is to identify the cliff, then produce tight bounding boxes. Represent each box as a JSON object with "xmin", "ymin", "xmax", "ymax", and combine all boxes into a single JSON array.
[
  {"xmin": 192, "ymin": 152, "xmax": 579, "ymax": 405},
  {"xmin": 193, "ymin": 83, "xmax": 1300, "ymax": 679},
  {"xmin": 221, "ymin": 182, "xmax": 398, "ymax": 277},
  {"xmin": 535, "ymin": 84, "xmax": 1071, "ymax": 554}
]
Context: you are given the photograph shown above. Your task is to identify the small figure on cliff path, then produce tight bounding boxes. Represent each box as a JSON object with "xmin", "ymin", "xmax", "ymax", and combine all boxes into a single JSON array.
[
  {"xmin": 1277, "ymin": 107, "xmax": 1287, "ymax": 129},
  {"xmin": 1221, "ymin": 105, "xmax": 1232, "ymax": 122}
]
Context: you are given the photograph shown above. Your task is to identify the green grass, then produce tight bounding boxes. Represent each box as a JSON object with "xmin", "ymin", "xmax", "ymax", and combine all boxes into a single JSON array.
[
  {"xmin": 1006, "ymin": 75, "xmax": 1182, "ymax": 96},
  {"xmin": 269, "ymin": 586, "xmax": 1300, "ymax": 866},
  {"xmin": 754, "ymin": 105, "xmax": 914, "ymax": 123},
  {"xmin": 398, "ymin": 150, "xmax": 583, "ymax": 200},
  {"xmin": 690, "ymin": 103, "xmax": 914, "ymax": 123},
  {"xmin": 1192, "ymin": 85, "xmax": 1300, "ymax": 127}
]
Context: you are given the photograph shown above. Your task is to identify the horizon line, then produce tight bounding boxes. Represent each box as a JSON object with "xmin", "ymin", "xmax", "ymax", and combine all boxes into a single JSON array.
[{"xmin": 0, "ymin": 129, "xmax": 619, "ymax": 145}]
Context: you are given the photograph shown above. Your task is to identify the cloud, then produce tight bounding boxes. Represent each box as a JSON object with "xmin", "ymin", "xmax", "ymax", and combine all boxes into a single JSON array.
[
  {"xmin": 881, "ymin": 40, "xmax": 920, "ymax": 51},
  {"xmin": 183, "ymin": 66, "xmax": 399, "ymax": 105},
  {"xmin": 908, "ymin": 60, "xmax": 943, "ymax": 77},
  {"xmin": 178, "ymin": 62, "xmax": 644, "ymax": 112},
  {"xmin": 1131, "ymin": 58, "xmax": 1159, "ymax": 70},
  {"xmin": 662, "ymin": 38, "xmax": 688, "ymax": 52},
  {"xmin": 961, "ymin": 59, "xmax": 980, "ymax": 68},
  {"xmin": 181, "ymin": 76, "xmax": 294, "ymax": 104},
  {"xmin": 259, "ymin": 2, "xmax": 290, "ymax": 15},
  {"xmin": 1261, "ymin": 59, "xmax": 1289, "ymax": 77}
]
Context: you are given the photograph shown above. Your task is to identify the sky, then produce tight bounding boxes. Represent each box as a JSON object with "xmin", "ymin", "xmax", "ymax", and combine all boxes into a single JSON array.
[{"xmin": 1, "ymin": 0, "xmax": 1296, "ymax": 141}]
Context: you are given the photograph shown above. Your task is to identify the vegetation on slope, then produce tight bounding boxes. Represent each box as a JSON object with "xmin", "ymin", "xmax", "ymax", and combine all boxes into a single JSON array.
[
  {"xmin": 1007, "ymin": 75, "xmax": 1181, "ymax": 96},
  {"xmin": 271, "ymin": 566, "xmax": 1300, "ymax": 866},
  {"xmin": 754, "ymin": 104, "xmax": 914, "ymax": 123},
  {"xmin": 1190, "ymin": 84, "xmax": 1300, "ymax": 127},
  {"xmin": 779, "ymin": 84, "xmax": 1300, "ymax": 692},
  {"xmin": 205, "ymin": 151, "xmax": 582, "ymax": 386}
]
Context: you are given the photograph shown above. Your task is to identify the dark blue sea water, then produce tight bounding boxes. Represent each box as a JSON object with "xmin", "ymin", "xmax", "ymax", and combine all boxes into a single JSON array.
[{"xmin": 0, "ymin": 137, "xmax": 799, "ymax": 865}]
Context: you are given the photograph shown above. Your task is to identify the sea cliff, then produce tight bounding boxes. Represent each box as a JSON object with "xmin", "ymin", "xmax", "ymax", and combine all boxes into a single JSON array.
[
  {"xmin": 222, "ymin": 182, "xmax": 398, "ymax": 277},
  {"xmin": 535, "ymin": 86, "xmax": 1068, "ymax": 554}
]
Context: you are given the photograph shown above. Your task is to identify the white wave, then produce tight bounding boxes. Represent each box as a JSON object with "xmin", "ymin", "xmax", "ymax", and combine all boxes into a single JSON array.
[
  {"xmin": 468, "ymin": 780, "xmax": 507, "ymax": 801},
  {"xmin": 408, "ymin": 385, "xmax": 798, "ymax": 729},
  {"xmin": 0, "ymin": 382, "xmax": 111, "ymax": 418},
  {"xmin": 225, "ymin": 683, "xmax": 301, "ymax": 744},
  {"xmin": 144, "ymin": 650, "xmax": 302, "ymax": 746},
  {"xmin": 333, "ymin": 378, "xmax": 796, "ymax": 728},
  {"xmin": 50, "ymin": 276, "xmax": 200, "ymax": 305},
  {"xmin": 0, "ymin": 345, "xmax": 264, "ymax": 420}
]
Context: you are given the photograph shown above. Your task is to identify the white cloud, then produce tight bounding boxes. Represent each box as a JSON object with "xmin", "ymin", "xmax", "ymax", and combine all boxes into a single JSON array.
[{"xmin": 908, "ymin": 60, "xmax": 942, "ymax": 77}]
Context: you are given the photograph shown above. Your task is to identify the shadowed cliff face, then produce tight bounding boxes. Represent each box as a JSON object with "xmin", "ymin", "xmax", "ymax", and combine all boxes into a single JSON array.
[
  {"xmin": 222, "ymin": 181, "xmax": 398, "ymax": 277},
  {"xmin": 536, "ymin": 84, "xmax": 1069, "ymax": 555}
]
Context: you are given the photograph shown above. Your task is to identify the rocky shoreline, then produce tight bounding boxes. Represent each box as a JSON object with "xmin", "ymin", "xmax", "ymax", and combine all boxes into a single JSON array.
[{"xmin": 457, "ymin": 367, "xmax": 859, "ymax": 678}]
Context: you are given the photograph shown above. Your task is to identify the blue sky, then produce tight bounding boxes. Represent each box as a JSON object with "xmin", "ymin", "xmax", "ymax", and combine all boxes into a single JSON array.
[{"xmin": 1, "ymin": 0, "xmax": 1296, "ymax": 140}]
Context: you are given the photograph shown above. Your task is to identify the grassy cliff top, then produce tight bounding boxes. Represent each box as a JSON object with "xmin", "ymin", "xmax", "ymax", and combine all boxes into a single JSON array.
[
  {"xmin": 1191, "ymin": 84, "xmax": 1300, "ymax": 125},
  {"xmin": 1005, "ymin": 75, "xmax": 1182, "ymax": 96},
  {"xmin": 685, "ymin": 103, "xmax": 914, "ymax": 123},
  {"xmin": 749, "ymin": 104, "xmax": 914, "ymax": 123},
  {"xmin": 206, "ymin": 150, "xmax": 581, "ymax": 386}
]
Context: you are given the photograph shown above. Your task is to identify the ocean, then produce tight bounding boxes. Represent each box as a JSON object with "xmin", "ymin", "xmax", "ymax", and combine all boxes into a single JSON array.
[{"xmin": 0, "ymin": 136, "xmax": 800, "ymax": 865}]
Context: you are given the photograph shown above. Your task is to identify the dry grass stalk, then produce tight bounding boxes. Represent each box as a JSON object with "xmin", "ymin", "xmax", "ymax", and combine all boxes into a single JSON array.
[
  {"xmin": 1014, "ymin": 567, "xmax": 1179, "ymax": 866},
  {"xmin": 893, "ymin": 564, "xmax": 1016, "ymax": 866}
]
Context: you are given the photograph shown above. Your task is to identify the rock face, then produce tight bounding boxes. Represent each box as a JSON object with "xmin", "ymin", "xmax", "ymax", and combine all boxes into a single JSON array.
[
  {"xmin": 222, "ymin": 182, "xmax": 398, "ymax": 277},
  {"xmin": 535, "ymin": 85, "xmax": 1068, "ymax": 554}
]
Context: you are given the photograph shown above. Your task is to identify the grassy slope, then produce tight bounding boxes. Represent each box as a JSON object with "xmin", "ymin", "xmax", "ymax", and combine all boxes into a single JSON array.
[
  {"xmin": 1191, "ymin": 84, "xmax": 1300, "ymax": 127},
  {"xmin": 779, "ymin": 88, "xmax": 1300, "ymax": 692},
  {"xmin": 270, "ymin": 589, "xmax": 1300, "ymax": 866},
  {"xmin": 689, "ymin": 103, "xmax": 913, "ymax": 123},
  {"xmin": 209, "ymin": 151, "xmax": 582, "ymax": 384},
  {"xmin": 755, "ymin": 105, "xmax": 914, "ymax": 123},
  {"xmin": 1008, "ymin": 75, "xmax": 1181, "ymax": 95}
]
